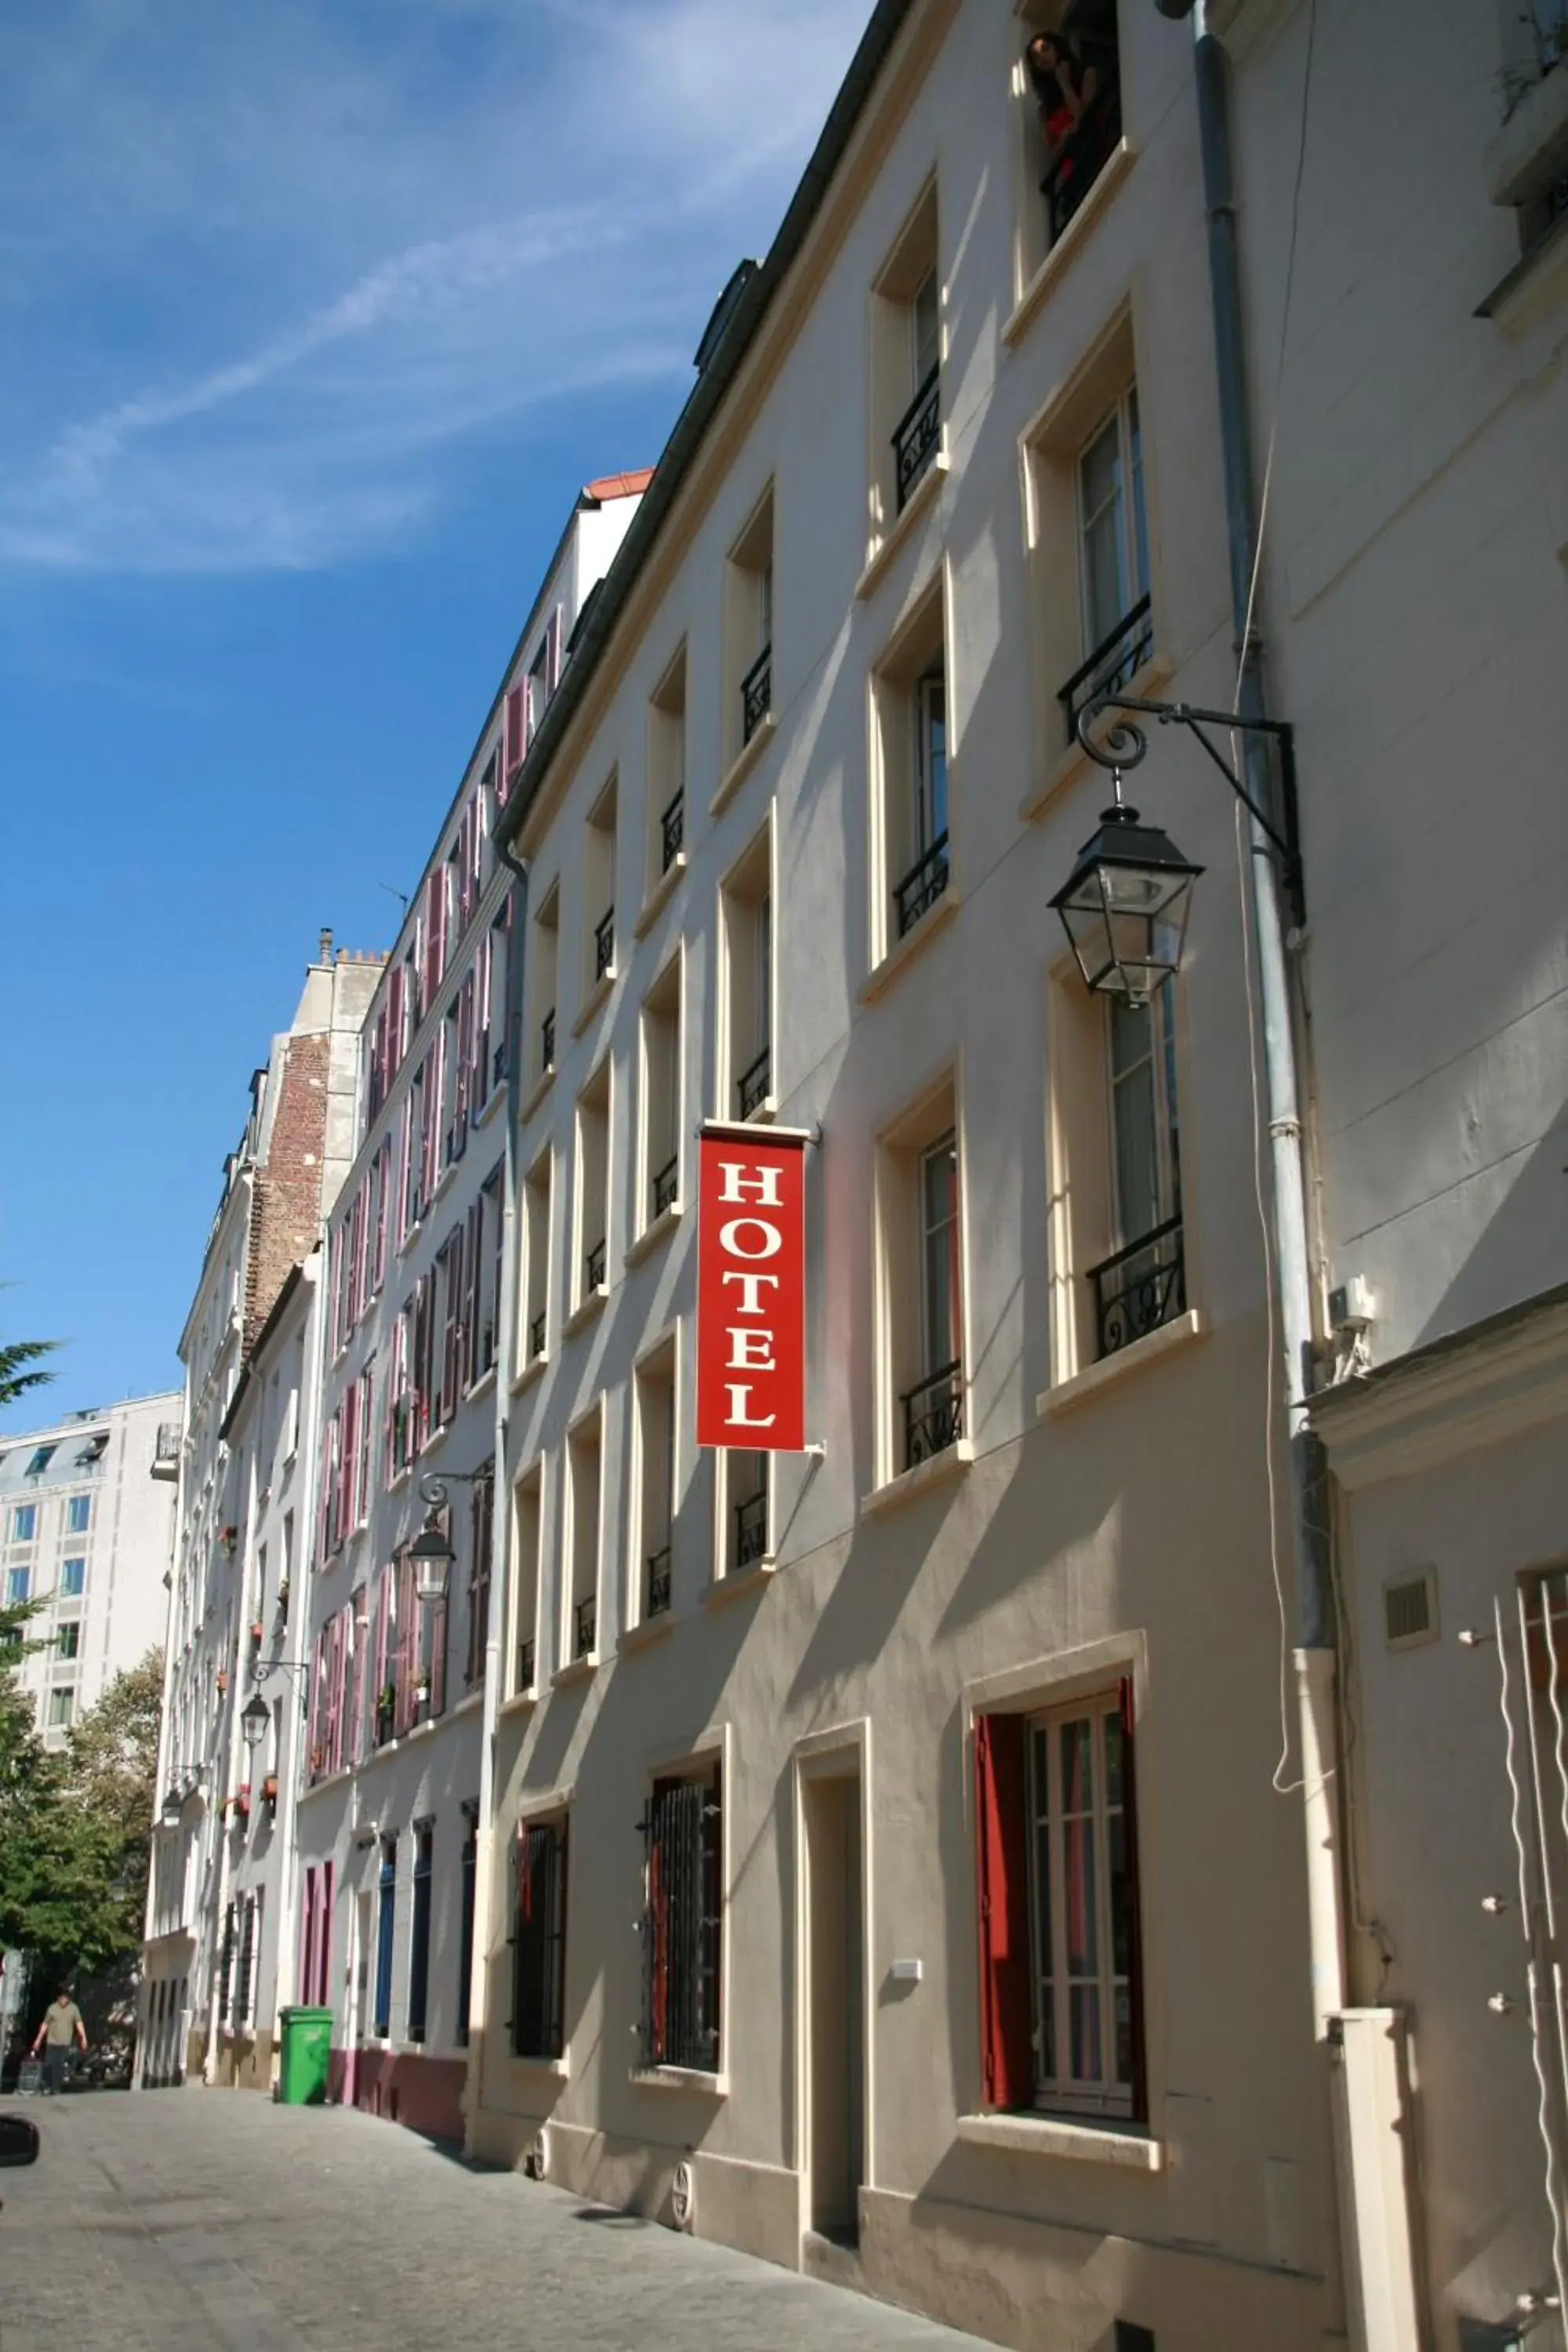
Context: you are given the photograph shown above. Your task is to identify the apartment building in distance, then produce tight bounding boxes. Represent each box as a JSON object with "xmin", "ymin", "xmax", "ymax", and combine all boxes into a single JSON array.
[
  {"xmin": 466, "ymin": 3, "xmax": 1343, "ymax": 2344},
  {"xmin": 0, "ymin": 1392, "xmax": 179, "ymax": 1747},
  {"xmin": 293, "ymin": 471, "xmax": 648, "ymax": 2141},
  {"xmin": 142, "ymin": 939, "xmax": 382, "ymax": 2087}
]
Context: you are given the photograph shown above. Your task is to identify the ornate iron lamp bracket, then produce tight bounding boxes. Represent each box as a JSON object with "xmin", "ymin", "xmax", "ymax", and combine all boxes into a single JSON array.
[{"xmin": 1076, "ymin": 690, "xmax": 1305, "ymax": 932}]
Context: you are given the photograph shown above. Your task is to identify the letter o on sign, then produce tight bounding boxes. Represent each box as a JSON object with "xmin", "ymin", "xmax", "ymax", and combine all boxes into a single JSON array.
[{"xmin": 719, "ymin": 1218, "xmax": 782, "ymax": 1261}]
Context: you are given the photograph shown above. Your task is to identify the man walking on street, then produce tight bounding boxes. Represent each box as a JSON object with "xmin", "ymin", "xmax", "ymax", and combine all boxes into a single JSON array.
[{"xmin": 31, "ymin": 1988, "xmax": 86, "ymax": 2094}]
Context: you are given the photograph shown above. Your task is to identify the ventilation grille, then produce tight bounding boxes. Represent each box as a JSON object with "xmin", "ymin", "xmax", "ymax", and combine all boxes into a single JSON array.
[{"xmin": 1384, "ymin": 1572, "xmax": 1436, "ymax": 1650}]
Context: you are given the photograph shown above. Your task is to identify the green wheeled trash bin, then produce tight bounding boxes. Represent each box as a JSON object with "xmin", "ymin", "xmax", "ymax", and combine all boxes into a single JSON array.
[{"xmin": 277, "ymin": 2006, "xmax": 333, "ymax": 2106}]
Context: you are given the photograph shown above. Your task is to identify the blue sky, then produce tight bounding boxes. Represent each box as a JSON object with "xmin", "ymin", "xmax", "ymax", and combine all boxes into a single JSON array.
[{"xmin": 0, "ymin": 0, "xmax": 866, "ymax": 1429}]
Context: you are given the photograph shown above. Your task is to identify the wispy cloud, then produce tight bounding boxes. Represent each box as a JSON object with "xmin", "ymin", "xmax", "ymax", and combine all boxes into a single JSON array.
[{"xmin": 0, "ymin": 0, "xmax": 863, "ymax": 574}]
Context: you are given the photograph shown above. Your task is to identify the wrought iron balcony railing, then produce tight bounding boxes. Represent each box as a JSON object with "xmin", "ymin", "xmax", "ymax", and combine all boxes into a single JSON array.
[
  {"xmin": 528, "ymin": 1308, "xmax": 547, "ymax": 1359},
  {"xmin": 594, "ymin": 908, "xmax": 615, "ymax": 983},
  {"xmin": 902, "ymin": 1359, "xmax": 963, "ymax": 1470},
  {"xmin": 733, "ymin": 1490, "xmax": 768, "ymax": 1570},
  {"xmin": 646, "ymin": 1548, "xmax": 672, "ymax": 1617},
  {"xmin": 1057, "ymin": 593, "xmax": 1153, "ymax": 740},
  {"xmin": 652, "ymin": 1154, "xmax": 679, "ymax": 1219},
  {"xmin": 737, "ymin": 1044, "xmax": 771, "ymax": 1120},
  {"xmin": 1087, "ymin": 1215, "xmax": 1185, "ymax": 1361},
  {"xmin": 517, "ymin": 1635, "xmax": 535, "ymax": 1692},
  {"xmin": 660, "ymin": 789, "xmax": 684, "ymax": 873},
  {"xmin": 541, "ymin": 1007, "xmax": 556, "ymax": 1074},
  {"xmin": 492, "ymin": 1038, "xmax": 508, "ymax": 1087},
  {"xmin": 893, "ymin": 831, "xmax": 949, "ymax": 938},
  {"xmin": 1041, "ymin": 72, "xmax": 1123, "ymax": 246},
  {"xmin": 741, "ymin": 643, "xmax": 772, "ymax": 744},
  {"xmin": 584, "ymin": 1236, "xmax": 607, "ymax": 1294},
  {"xmin": 892, "ymin": 365, "xmax": 941, "ymax": 513},
  {"xmin": 574, "ymin": 1595, "xmax": 597, "ymax": 1659}
]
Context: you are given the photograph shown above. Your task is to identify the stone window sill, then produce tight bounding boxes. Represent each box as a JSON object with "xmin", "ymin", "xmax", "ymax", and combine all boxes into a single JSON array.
[
  {"xmin": 626, "ymin": 1202, "xmax": 683, "ymax": 1269},
  {"xmin": 498, "ymin": 1687, "xmax": 538, "ymax": 1720},
  {"xmin": 634, "ymin": 854, "xmax": 687, "ymax": 939},
  {"xmin": 518, "ymin": 1065, "xmax": 555, "ymax": 1124},
  {"xmin": 552, "ymin": 1653, "xmax": 597, "ymax": 1691},
  {"xmin": 619, "ymin": 1612, "xmax": 676, "ymax": 1654},
  {"xmin": 1002, "ymin": 143, "xmax": 1136, "ymax": 350},
  {"xmin": 472, "ymin": 1086, "xmax": 504, "ymax": 1133},
  {"xmin": 563, "ymin": 1289, "xmax": 608, "ymax": 1340},
  {"xmin": 463, "ymin": 1365, "xmax": 498, "ymax": 1407},
  {"xmin": 703, "ymin": 1558, "xmax": 776, "ymax": 1609},
  {"xmin": 510, "ymin": 1353, "xmax": 548, "ymax": 1397},
  {"xmin": 630, "ymin": 2064, "xmax": 728, "ymax": 2096},
  {"xmin": 861, "ymin": 1439, "xmax": 972, "ymax": 1519},
  {"xmin": 572, "ymin": 970, "xmax": 614, "ymax": 1040},
  {"xmin": 1036, "ymin": 1309, "xmax": 1205, "ymax": 1421},
  {"xmin": 859, "ymin": 890, "xmax": 960, "ymax": 1007},
  {"xmin": 509, "ymin": 2049, "xmax": 570, "ymax": 2081},
  {"xmin": 956, "ymin": 2111, "xmax": 1163, "ymax": 2172},
  {"xmin": 856, "ymin": 456, "xmax": 947, "ymax": 604},
  {"xmin": 710, "ymin": 714, "xmax": 777, "ymax": 820}
]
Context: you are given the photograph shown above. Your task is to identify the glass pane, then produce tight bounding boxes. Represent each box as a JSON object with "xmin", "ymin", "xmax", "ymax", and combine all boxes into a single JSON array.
[
  {"xmin": 1128, "ymin": 388, "xmax": 1149, "ymax": 603},
  {"xmin": 1060, "ymin": 1717, "xmax": 1094, "ymax": 1816},
  {"xmin": 1079, "ymin": 415, "xmax": 1127, "ymax": 646},
  {"xmin": 757, "ymin": 895, "xmax": 771, "ymax": 1056},
  {"xmin": 1114, "ymin": 1987, "xmax": 1134, "ymax": 2087},
  {"xmin": 1109, "ymin": 994, "xmax": 1150, "ymax": 1082},
  {"xmin": 1062, "ymin": 1812, "xmax": 1098, "ymax": 1979},
  {"xmin": 912, "ymin": 268, "xmax": 939, "ymax": 387},
  {"xmin": 1112, "ymin": 1065, "xmax": 1160, "ymax": 1250},
  {"xmin": 1032, "ymin": 1725, "xmax": 1051, "ymax": 1820},
  {"xmin": 1069, "ymin": 1982, "xmax": 1102, "ymax": 2082},
  {"xmin": 1104, "ymin": 1708, "xmax": 1123, "ymax": 1807},
  {"xmin": 922, "ymin": 673, "xmax": 948, "ymax": 845},
  {"xmin": 1109, "ymin": 1809, "xmax": 1131, "ymax": 1978}
]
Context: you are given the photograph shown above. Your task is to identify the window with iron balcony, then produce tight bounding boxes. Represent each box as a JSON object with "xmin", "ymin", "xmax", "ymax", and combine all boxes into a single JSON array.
[
  {"xmin": 513, "ymin": 1471, "xmax": 541, "ymax": 1697},
  {"xmin": 521, "ymin": 1147, "xmax": 550, "ymax": 1370},
  {"xmin": 639, "ymin": 1765, "xmax": 722, "ymax": 2073},
  {"xmin": 871, "ymin": 575, "xmax": 952, "ymax": 971},
  {"xmin": 574, "ymin": 1058, "xmax": 610, "ymax": 1310},
  {"xmin": 723, "ymin": 486, "xmax": 774, "ymax": 775},
  {"xmin": 647, "ymin": 647, "xmax": 688, "ymax": 895},
  {"xmin": 869, "ymin": 180, "xmax": 941, "ymax": 544},
  {"xmin": 583, "ymin": 772, "xmax": 618, "ymax": 1000},
  {"xmin": 640, "ymin": 954, "xmax": 682, "ymax": 1236},
  {"xmin": 527, "ymin": 883, "xmax": 560, "ymax": 1088},
  {"xmin": 565, "ymin": 1411, "xmax": 601, "ymax": 1665},
  {"xmin": 723, "ymin": 820, "xmax": 773, "ymax": 1122},
  {"xmin": 513, "ymin": 1818, "xmax": 568, "ymax": 2060},
  {"xmin": 1018, "ymin": 5, "xmax": 1124, "ymax": 281},
  {"xmin": 875, "ymin": 1083, "xmax": 965, "ymax": 1486},
  {"xmin": 636, "ymin": 1342, "xmax": 677, "ymax": 1619}
]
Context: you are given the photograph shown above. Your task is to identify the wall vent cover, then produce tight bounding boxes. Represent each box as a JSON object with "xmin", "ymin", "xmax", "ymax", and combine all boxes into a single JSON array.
[{"xmin": 1384, "ymin": 1570, "xmax": 1437, "ymax": 1651}]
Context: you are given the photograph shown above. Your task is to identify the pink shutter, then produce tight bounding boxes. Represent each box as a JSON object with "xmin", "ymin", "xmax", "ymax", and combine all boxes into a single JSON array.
[
  {"xmin": 350, "ymin": 1586, "xmax": 368, "ymax": 1764},
  {"xmin": 338, "ymin": 1387, "xmax": 356, "ymax": 1545},
  {"xmin": 374, "ymin": 1141, "xmax": 390, "ymax": 1290},
  {"xmin": 307, "ymin": 1629, "xmax": 325, "ymax": 1774},
  {"xmin": 357, "ymin": 1367, "xmax": 372, "ymax": 1526},
  {"xmin": 318, "ymin": 1859, "xmax": 334, "ymax": 2007},
  {"xmin": 503, "ymin": 684, "xmax": 524, "ymax": 784},
  {"xmin": 300, "ymin": 1868, "xmax": 317, "ymax": 2000}
]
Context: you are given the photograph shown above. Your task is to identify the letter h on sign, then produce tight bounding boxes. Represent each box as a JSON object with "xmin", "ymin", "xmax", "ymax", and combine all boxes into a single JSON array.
[{"xmin": 695, "ymin": 1127, "xmax": 808, "ymax": 1453}]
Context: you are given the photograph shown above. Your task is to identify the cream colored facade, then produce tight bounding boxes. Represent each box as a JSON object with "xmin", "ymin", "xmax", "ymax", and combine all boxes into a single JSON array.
[
  {"xmin": 470, "ymin": 5, "xmax": 1339, "ymax": 2345},
  {"xmin": 1218, "ymin": 2, "xmax": 1568, "ymax": 2345}
]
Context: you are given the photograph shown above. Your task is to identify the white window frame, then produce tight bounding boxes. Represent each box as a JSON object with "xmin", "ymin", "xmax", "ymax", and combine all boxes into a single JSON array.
[{"xmin": 1025, "ymin": 1688, "xmax": 1134, "ymax": 2122}]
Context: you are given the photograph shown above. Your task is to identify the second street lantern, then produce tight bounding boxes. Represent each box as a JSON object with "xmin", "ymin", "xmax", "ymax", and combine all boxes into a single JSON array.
[
  {"xmin": 1050, "ymin": 796, "xmax": 1203, "ymax": 1006},
  {"xmin": 695, "ymin": 1125, "xmax": 808, "ymax": 1453}
]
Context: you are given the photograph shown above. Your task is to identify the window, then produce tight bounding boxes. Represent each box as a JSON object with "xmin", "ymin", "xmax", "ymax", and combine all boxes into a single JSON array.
[
  {"xmin": 721, "ymin": 1450, "xmax": 769, "ymax": 1578},
  {"xmin": 721, "ymin": 821, "xmax": 773, "ymax": 1121},
  {"xmin": 1096, "ymin": 982, "xmax": 1183, "ymax": 1359},
  {"xmin": 476, "ymin": 899, "xmax": 510, "ymax": 1102},
  {"xmin": 25, "ymin": 1446, "xmax": 55, "ymax": 1476},
  {"xmin": 646, "ymin": 646, "xmax": 688, "ymax": 894},
  {"xmin": 639, "ymin": 1764, "xmax": 722, "ymax": 2072},
  {"xmin": 1069, "ymin": 389, "xmax": 1149, "ymax": 730},
  {"xmin": 876, "ymin": 1078, "xmax": 964, "ymax": 1482},
  {"xmin": 975, "ymin": 1689, "xmax": 1144, "ymax": 2124},
  {"xmin": 584, "ymin": 773, "xmax": 619, "ymax": 999},
  {"xmin": 871, "ymin": 577, "xmax": 950, "ymax": 964},
  {"xmin": 234, "ymin": 1893, "xmax": 260, "ymax": 2030},
  {"xmin": 638, "ymin": 956, "xmax": 682, "ymax": 1232},
  {"xmin": 635, "ymin": 1341, "xmax": 677, "ymax": 1621},
  {"xmin": 521, "ymin": 1149, "xmax": 552, "ymax": 1367},
  {"xmin": 1494, "ymin": 4, "xmax": 1568, "ymax": 263},
  {"xmin": 457, "ymin": 1805, "xmax": 478, "ymax": 2046},
  {"xmin": 527, "ymin": 882, "xmax": 559, "ymax": 1087},
  {"xmin": 56, "ymin": 1622, "xmax": 80, "ymax": 1661},
  {"xmin": 512, "ymin": 1817, "xmax": 568, "ymax": 2060},
  {"xmin": 565, "ymin": 1412, "xmax": 602, "ymax": 1663},
  {"xmin": 408, "ymin": 1826, "xmax": 433, "ymax": 2044},
  {"xmin": 1017, "ymin": 7, "xmax": 1123, "ymax": 281},
  {"xmin": 48, "ymin": 1687, "xmax": 75, "ymax": 1729},
  {"xmin": 513, "ymin": 1470, "xmax": 542, "ymax": 1695},
  {"xmin": 11, "ymin": 1505, "xmax": 36, "ymax": 1541},
  {"xmin": 525, "ymin": 615, "xmax": 560, "ymax": 748},
  {"xmin": 5, "ymin": 1566, "xmax": 30, "ymax": 1606},
  {"xmin": 723, "ymin": 488, "xmax": 775, "ymax": 774},
  {"xmin": 870, "ymin": 179, "xmax": 941, "ymax": 539},
  {"xmin": 466, "ymin": 1163, "xmax": 504, "ymax": 1387},
  {"xmin": 437, "ymin": 1226, "xmax": 466, "ymax": 1428},
  {"xmin": 374, "ymin": 1838, "xmax": 397, "ymax": 2038},
  {"xmin": 60, "ymin": 1557, "xmax": 85, "ymax": 1599},
  {"xmin": 76, "ymin": 1432, "xmax": 108, "ymax": 1467},
  {"xmin": 465, "ymin": 1465, "xmax": 494, "ymax": 1690},
  {"xmin": 573, "ymin": 1060, "xmax": 611, "ymax": 1308}
]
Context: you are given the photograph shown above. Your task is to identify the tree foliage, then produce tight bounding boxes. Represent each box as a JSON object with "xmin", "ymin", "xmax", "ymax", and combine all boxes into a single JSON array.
[
  {"xmin": 0, "ymin": 1642, "xmax": 163, "ymax": 1977},
  {"xmin": 0, "ymin": 1331, "xmax": 56, "ymax": 1410}
]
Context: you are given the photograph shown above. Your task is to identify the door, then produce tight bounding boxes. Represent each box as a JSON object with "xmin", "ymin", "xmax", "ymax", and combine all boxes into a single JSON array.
[{"xmin": 804, "ymin": 1766, "xmax": 866, "ymax": 2240}]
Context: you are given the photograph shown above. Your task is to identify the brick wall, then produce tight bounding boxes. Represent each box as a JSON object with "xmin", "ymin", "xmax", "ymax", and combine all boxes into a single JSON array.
[{"xmin": 244, "ymin": 1032, "xmax": 330, "ymax": 1355}]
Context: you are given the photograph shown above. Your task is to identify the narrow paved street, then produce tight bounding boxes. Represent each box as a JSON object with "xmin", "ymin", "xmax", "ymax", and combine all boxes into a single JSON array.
[{"xmin": 0, "ymin": 2090, "xmax": 994, "ymax": 2352}]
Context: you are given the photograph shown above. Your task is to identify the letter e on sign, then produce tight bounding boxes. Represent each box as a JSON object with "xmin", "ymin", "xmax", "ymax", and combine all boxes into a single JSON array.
[{"xmin": 697, "ymin": 1128, "xmax": 807, "ymax": 1451}]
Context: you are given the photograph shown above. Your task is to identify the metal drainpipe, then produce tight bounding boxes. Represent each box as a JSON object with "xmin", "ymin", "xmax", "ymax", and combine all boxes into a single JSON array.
[
  {"xmin": 1189, "ymin": 14, "xmax": 1345, "ymax": 2024},
  {"xmin": 460, "ymin": 840, "xmax": 528, "ymax": 2155}
]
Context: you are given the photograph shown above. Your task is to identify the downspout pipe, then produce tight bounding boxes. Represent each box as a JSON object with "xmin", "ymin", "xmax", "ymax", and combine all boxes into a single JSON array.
[
  {"xmin": 1190, "ymin": 20, "xmax": 1343, "ymax": 2029},
  {"xmin": 461, "ymin": 838, "xmax": 528, "ymax": 2155}
]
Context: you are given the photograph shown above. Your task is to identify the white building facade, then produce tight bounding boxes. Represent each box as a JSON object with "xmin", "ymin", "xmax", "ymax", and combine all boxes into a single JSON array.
[
  {"xmin": 0, "ymin": 1392, "xmax": 179, "ymax": 1746},
  {"xmin": 293, "ymin": 474, "xmax": 647, "ymax": 2140},
  {"xmin": 142, "ymin": 942, "xmax": 381, "ymax": 2089},
  {"xmin": 467, "ymin": 4, "xmax": 1347, "ymax": 2345}
]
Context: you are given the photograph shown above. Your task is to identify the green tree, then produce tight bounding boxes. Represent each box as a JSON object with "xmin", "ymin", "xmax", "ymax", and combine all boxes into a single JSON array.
[{"xmin": 0, "ymin": 1331, "xmax": 56, "ymax": 1409}]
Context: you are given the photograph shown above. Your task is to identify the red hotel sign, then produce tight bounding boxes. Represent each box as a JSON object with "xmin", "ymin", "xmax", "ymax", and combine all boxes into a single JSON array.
[{"xmin": 696, "ymin": 1124, "xmax": 808, "ymax": 1453}]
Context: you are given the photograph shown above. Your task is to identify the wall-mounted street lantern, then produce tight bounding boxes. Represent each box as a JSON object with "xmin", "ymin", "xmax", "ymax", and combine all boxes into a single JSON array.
[
  {"xmin": 410, "ymin": 1476, "xmax": 463, "ymax": 1613},
  {"xmin": 1052, "ymin": 691, "xmax": 1303, "ymax": 1001},
  {"xmin": 240, "ymin": 1690, "xmax": 270, "ymax": 1755}
]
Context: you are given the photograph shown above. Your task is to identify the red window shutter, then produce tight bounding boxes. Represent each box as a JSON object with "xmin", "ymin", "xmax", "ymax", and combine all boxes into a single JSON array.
[
  {"xmin": 318, "ymin": 1859, "xmax": 334, "ymax": 2007},
  {"xmin": 975, "ymin": 1713, "xmax": 1033, "ymax": 2111},
  {"xmin": 1119, "ymin": 1677, "xmax": 1148, "ymax": 2122},
  {"xmin": 301, "ymin": 1867, "xmax": 317, "ymax": 2003}
]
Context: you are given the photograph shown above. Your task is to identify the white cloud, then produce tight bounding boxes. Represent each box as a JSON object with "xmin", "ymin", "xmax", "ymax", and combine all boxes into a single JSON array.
[{"xmin": 0, "ymin": 0, "xmax": 865, "ymax": 574}]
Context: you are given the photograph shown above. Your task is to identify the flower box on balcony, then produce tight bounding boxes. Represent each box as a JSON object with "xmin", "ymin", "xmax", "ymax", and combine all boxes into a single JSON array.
[
  {"xmin": 215, "ymin": 1668, "xmax": 229, "ymax": 1695},
  {"xmin": 261, "ymin": 1773, "xmax": 278, "ymax": 1806},
  {"xmin": 249, "ymin": 1619, "xmax": 264, "ymax": 1644}
]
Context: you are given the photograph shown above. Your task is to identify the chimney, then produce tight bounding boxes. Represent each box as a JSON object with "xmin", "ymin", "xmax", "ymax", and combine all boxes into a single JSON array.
[{"xmin": 318, "ymin": 927, "xmax": 334, "ymax": 964}]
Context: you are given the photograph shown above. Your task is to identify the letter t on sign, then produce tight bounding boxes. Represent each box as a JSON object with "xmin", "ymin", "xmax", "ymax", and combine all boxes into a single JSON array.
[{"xmin": 696, "ymin": 1126, "xmax": 808, "ymax": 1453}]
